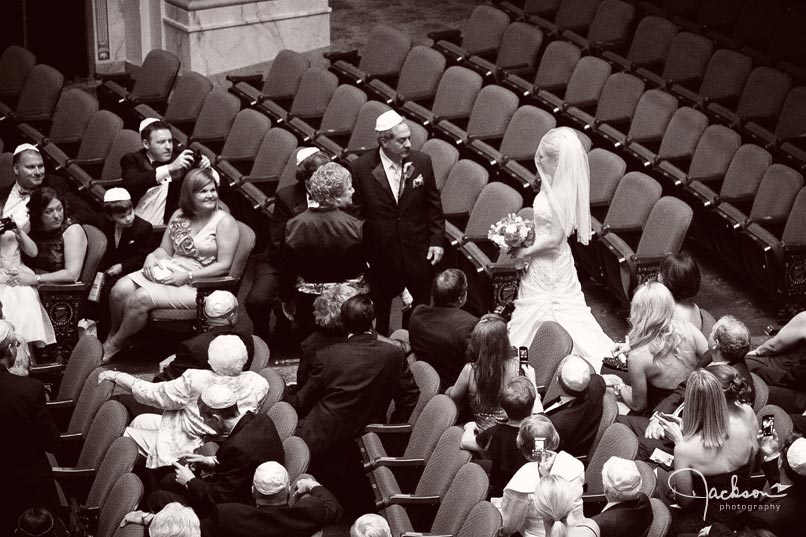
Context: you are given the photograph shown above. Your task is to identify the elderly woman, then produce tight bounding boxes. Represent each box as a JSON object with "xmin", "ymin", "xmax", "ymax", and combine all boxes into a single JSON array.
[
  {"xmin": 98, "ymin": 335, "xmax": 268, "ymax": 469},
  {"xmin": 102, "ymin": 168, "xmax": 239, "ymax": 361},
  {"xmin": 604, "ymin": 282, "xmax": 707, "ymax": 415},
  {"xmin": 499, "ymin": 415, "xmax": 585, "ymax": 537},
  {"xmin": 280, "ymin": 162, "xmax": 366, "ymax": 337}
]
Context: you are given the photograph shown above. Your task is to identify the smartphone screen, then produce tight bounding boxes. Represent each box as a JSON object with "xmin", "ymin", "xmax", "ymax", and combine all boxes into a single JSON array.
[
  {"xmin": 518, "ymin": 346, "xmax": 529, "ymax": 366},
  {"xmin": 762, "ymin": 415, "xmax": 775, "ymax": 436}
]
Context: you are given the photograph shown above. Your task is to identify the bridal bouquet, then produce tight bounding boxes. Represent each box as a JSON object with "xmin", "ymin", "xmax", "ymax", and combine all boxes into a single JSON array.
[{"xmin": 488, "ymin": 213, "xmax": 536, "ymax": 254}]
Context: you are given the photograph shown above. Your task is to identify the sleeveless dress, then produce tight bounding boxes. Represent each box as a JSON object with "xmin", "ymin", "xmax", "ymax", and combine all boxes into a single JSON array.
[
  {"xmin": 508, "ymin": 192, "xmax": 612, "ymax": 372},
  {"xmin": 126, "ymin": 210, "xmax": 226, "ymax": 309},
  {"xmin": 0, "ymin": 198, "xmax": 56, "ymax": 346}
]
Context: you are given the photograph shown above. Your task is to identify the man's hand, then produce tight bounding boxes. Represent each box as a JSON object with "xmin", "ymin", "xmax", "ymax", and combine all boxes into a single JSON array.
[
  {"xmin": 181, "ymin": 453, "xmax": 217, "ymax": 470},
  {"xmin": 98, "ymin": 370, "xmax": 120, "ymax": 384},
  {"xmin": 168, "ymin": 149, "xmax": 195, "ymax": 174},
  {"xmin": 537, "ymin": 450, "xmax": 558, "ymax": 477},
  {"xmin": 173, "ymin": 461, "xmax": 196, "ymax": 487},
  {"xmin": 427, "ymin": 246, "xmax": 444, "ymax": 266},
  {"xmin": 120, "ymin": 510, "xmax": 153, "ymax": 527},
  {"xmin": 645, "ymin": 417, "xmax": 665, "ymax": 440},
  {"xmin": 294, "ymin": 478, "xmax": 321, "ymax": 496},
  {"xmin": 106, "ymin": 264, "xmax": 123, "ymax": 277},
  {"xmin": 759, "ymin": 430, "xmax": 780, "ymax": 461},
  {"xmin": 198, "ymin": 155, "xmax": 212, "ymax": 169}
]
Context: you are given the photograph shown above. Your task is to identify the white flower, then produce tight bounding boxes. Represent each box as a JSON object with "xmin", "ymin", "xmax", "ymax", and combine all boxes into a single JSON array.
[{"xmin": 505, "ymin": 224, "xmax": 518, "ymax": 234}]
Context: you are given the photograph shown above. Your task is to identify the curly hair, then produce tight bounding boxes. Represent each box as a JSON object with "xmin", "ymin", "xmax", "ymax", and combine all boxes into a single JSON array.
[
  {"xmin": 628, "ymin": 282, "xmax": 682, "ymax": 360},
  {"xmin": 309, "ymin": 162, "xmax": 352, "ymax": 207},
  {"xmin": 312, "ymin": 284, "xmax": 359, "ymax": 330},
  {"xmin": 708, "ymin": 363, "xmax": 753, "ymax": 406},
  {"xmin": 710, "ymin": 315, "xmax": 751, "ymax": 364}
]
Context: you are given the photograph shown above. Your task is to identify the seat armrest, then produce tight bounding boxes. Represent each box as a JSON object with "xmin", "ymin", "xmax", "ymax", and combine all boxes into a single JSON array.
[
  {"xmin": 52, "ymin": 467, "xmax": 96, "ymax": 479},
  {"xmin": 374, "ymin": 457, "xmax": 426, "ymax": 468},
  {"xmin": 241, "ymin": 174, "xmax": 279, "ymax": 185},
  {"xmin": 387, "ymin": 494, "xmax": 441, "ymax": 506},
  {"xmin": 226, "ymin": 73, "xmax": 264, "ymax": 87},
  {"xmin": 713, "ymin": 202, "xmax": 748, "ymax": 229},
  {"xmin": 192, "ymin": 276, "xmax": 237, "ymax": 290},
  {"xmin": 427, "ymin": 29, "xmax": 461, "ymax": 44},
  {"xmin": 323, "ymin": 49, "xmax": 359, "ymax": 64},
  {"xmin": 364, "ymin": 424, "xmax": 413, "ymax": 434},
  {"xmin": 434, "ymin": 41, "xmax": 468, "ymax": 62},
  {"xmin": 59, "ymin": 432, "xmax": 83, "ymax": 443},
  {"xmin": 502, "ymin": 73, "xmax": 534, "ymax": 97},
  {"xmin": 596, "ymin": 124, "xmax": 627, "ymax": 146},
  {"xmin": 31, "ymin": 363, "xmax": 66, "ymax": 377},
  {"xmin": 69, "ymin": 157, "xmax": 106, "ymax": 168},
  {"xmin": 45, "ymin": 400, "xmax": 74, "ymax": 411},
  {"xmin": 400, "ymin": 102, "xmax": 435, "ymax": 125},
  {"xmin": 467, "ymin": 56, "xmax": 498, "ymax": 77},
  {"xmin": 445, "ymin": 221, "xmax": 466, "ymax": 246},
  {"xmin": 332, "ymin": 61, "xmax": 370, "ymax": 84},
  {"xmin": 600, "ymin": 233, "xmax": 635, "ymax": 266},
  {"xmin": 656, "ymin": 160, "xmax": 687, "ymax": 186},
  {"xmin": 744, "ymin": 121, "xmax": 776, "ymax": 147},
  {"xmin": 601, "ymin": 51, "xmax": 633, "ymax": 72},
  {"xmin": 686, "ymin": 181, "xmax": 719, "ymax": 207},
  {"xmin": 38, "ymin": 283, "xmax": 89, "ymax": 292},
  {"xmin": 97, "ymin": 72, "xmax": 132, "ymax": 85}
]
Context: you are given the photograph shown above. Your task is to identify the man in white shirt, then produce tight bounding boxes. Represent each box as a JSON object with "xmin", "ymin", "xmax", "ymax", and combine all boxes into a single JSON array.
[{"xmin": 120, "ymin": 118, "xmax": 212, "ymax": 226}]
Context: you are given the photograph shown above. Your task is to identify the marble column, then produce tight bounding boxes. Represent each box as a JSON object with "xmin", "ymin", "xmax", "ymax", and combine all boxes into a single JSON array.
[{"xmin": 162, "ymin": 0, "xmax": 331, "ymax": 75}]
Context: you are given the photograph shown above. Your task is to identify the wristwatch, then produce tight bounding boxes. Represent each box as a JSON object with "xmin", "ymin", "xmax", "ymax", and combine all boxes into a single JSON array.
[{"xmin": 614, "ymin": 384, "xmax": 624, "ymax": 399}]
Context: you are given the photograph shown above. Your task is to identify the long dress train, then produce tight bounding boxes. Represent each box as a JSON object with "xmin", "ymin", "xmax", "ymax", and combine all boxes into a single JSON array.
[{"xmin": 508, "ymin": 192, "xmax": 612, "ymax": 372}]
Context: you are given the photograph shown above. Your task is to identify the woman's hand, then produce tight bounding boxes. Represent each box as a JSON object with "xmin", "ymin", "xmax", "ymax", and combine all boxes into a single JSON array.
[
  {"xmin": 10, "ymin": 272, "xmax": 37, "ymax": 287},
  {"xmin": 159, "ymin": 270, "xmax": 191, "ymax": 287},
  {"xmin": 759, "ymin": 430, "xmax": 780, "ymax": 461},
  {"xmin": 142, "ymin": 254, "xmax": 163, "ymax": 281},
  {"xmin": 537, "ymin": 450, "xmax": 558, "ymax": 477},
  {"xmin": 601, "ymin": 374, "xmax": 624, "ymax": 387},
  {"xmin": 106, "ymin": 264, "xmax": 123, "ymax": 277},
  {"xmin": 645, "ymin": 417, "xmax": 665, "ymax": 440},
  {"xmin": 181, "ymin": 453, "xmax": 216, "ymax": 469},
  {"xmin": 659, "ymin": 417, "xmax": 684, "ymax": 444}
]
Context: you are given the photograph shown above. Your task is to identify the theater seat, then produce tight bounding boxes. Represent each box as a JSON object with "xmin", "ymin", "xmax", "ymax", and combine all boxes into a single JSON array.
[
  {"xmin": 0, "ymin": 63, "xmax": 64, "ymax": 127},
  {"xmin": 365, "ymin": 46, "xmax": 446, "ymax": 106},
  {"xmin": 136, "ymin": 71, "xmax": 213, "ymax": 137},
  {"xmin": 228, "ymin": 49, "xmax": 309, "ymax": 110},
  {"xmin": 98, "ymin": 49, "xmax": 180, "ymax": 113},
  {"xmin": 430, "ymin": 5, "xmax": 509, "ymax": 64},
  {"xmin": 326, "ymin": 24, "xmax": 412, "ymax": 86},
  {"xmin": 17, "ymin": 88, "xmax": 98, "ymax": 157},
  {"xmin": 0, "ymin": 45, "xmax": 36, "ymax": 102}
]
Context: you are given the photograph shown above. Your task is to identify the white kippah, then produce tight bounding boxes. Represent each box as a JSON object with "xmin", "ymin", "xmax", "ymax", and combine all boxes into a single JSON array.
[
  {"xmin": 200, "ymin": 383, "xmax": 238, "ymax": 410},
  {"xmin": 295, "ymin": 147, "xmax": 320, "ymax": 166},
  {"xmin": 253, "ymin": 461, "xmax": 289, "ymax": 495},
  {"xmin": 375, "ymin": 110, "xmax": 404, "ymax": 132},
  {"xmin": 204, "ymin": 290, "xmax": 237, "ymax": 318},
  {"xmin": 787, "ymin": 437, "xmax": 806, "ymax": 476},
  {"xmin": 103, "ymin": 187, "xmax": 132, "ymax": 203},
  {"xmin": 559, "ymin": 355, "xmax": 592, "ymax": 393},
  {"xmin": 13, "ymin": 143, "xmax": 40, "ymax": 156},
  {"xmin": 602, "ymin": 457, "xmax": 642, "ymax": 492},
  {"xmin": 139, "ymin": 117, "xmax": 161, "ymax": 133},
  {"xmin": 207, "ymin": 334, "xmax": 248, "ymax": 376}
]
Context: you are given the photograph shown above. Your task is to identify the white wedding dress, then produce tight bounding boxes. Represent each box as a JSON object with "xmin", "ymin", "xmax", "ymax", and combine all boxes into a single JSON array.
[{"xmin": 508, "ymin": 191, "xmax": 612, "ymax": 372}]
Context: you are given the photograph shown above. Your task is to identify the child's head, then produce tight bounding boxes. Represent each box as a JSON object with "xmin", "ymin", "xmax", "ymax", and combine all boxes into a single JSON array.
[
  {"xmin": 103, "ymin": 188, "xmax": 135, "ymax": 228},
  {"xmin": 500, "ymin": 377, "xmax": 536, "ymax": 421}
]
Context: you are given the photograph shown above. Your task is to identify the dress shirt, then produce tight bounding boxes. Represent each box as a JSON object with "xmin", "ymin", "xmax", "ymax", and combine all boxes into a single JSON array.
[
  {"xmin": 134, "ymin": 154, "xmax": 172, "ymax": 226},
  {"xmin": 379, "ymin": 149, "xmax": 403, "ymax": 202}
]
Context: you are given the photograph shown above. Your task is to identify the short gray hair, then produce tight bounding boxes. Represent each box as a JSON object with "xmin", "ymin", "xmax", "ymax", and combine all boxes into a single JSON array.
[
  {"xmin": 309, "ymin": 162, "xmax": 352, "ymax": 207},
  {"xmin": 313, "ymin": 284, "xmax": 359, "ymax": 329},
  {"xmin": 350, "ymin": 513, "xmax": 391, "ymax": 537},
  {"xmin": 149, "ymin": 502, "xmax": 200, "ymax": 537},
  {"xmin": 710, "ymin": 315, "xmax": 751, "ymax": 363}
]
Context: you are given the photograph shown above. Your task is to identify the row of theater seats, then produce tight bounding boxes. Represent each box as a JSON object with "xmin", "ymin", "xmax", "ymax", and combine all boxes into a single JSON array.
[{"xmin": 492, "ymin": 0, "xmax": 805, "ymax": 83}]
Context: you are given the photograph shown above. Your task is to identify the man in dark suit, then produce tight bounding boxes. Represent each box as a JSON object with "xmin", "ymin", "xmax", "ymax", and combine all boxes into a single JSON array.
[
  {"xmin": 201, "ymin": 461, "xmax": 342, "ymax": 537},
  {"xmin": 245, "ymin": 149, "xmax": 330, "ymax": 344},
  {"xmin": 121, "ymin": 118, "xmax": 211, "ymax": 226},
  {"xmin": 0, "ymin": 320, "xmax": 61, "ymax": 536},
  {"xmin": 592, "ymin": 457, "xmax": 653, "ymax": 537},
  {"xmin": 348, "ymin": 110, "xmax": 446, "ymax": 335},
  {"xmin": 409, "ymin": 268, "xmax": 478, "ymax": 391},
  {"xmin": 543, "ymin": 355, "xmax": 605, "ymax": 457},
  {"xmin": 154, "ymin": 290, "xmax": 255, "ymax": 382},
  {"xmin": 289, "ymin": 294, "xmax": 419, "ymax": 514},
  {"xmin": 1, "ymin": 144, "xmax": 98, "ymax": 227},
  {"xmin": 148, "ymin": 384, "xmax": 284, "ymax": 517}
]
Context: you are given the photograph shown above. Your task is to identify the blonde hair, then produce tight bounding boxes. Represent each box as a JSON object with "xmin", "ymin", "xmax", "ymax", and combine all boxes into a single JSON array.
[
  {"xmin": 533, "ymin": 475, "xmax": 580, "ymax": 537},
  {"xmin": 682, "ymin": 369, "xmax": 729, "ymax": 449},
  {"xmin": 628, "ymin": 282, "xmax": 681, "ymax": 360}
]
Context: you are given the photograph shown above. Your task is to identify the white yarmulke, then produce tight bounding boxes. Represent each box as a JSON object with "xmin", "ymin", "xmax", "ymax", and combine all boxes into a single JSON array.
[
  {"xmin": 295, "ymin": 147, "xmax": 320, "ymax": 166},
  {"xmin": 787, "ymin": 437, "xmax": 806, "ymax": 476},
  {"xmin": 13, "ymin": 143, "xmax": 40, "ymax": 157},
  {"xmin": 207, "ymin": 334, "xmax": 248, "ymax": 376},
  {"xmin": 139, "ymin": 117, "xmax": 161, "ymax": 133},
  {"xmin": 602, "ymin": 457, "xmax": 642, "ymax": 492},
  {"xmin": 200, "ymin": 383, "xmax": 238, "ymax": 410},
  {"xmin": 559, "ymin": 355, "xmax": 592, "ymax": 393},
  {"xmin": 103, "ymin": 187, "xmax": 132, "ymax": 203},
  {"xmin": 253, "ymin": 461, "xmax": 289, "ymax": 495},
  {"xmin": 204, "ymin": 290, "xmax": 237, "ymax": 318},
  {"xmin": 375, "ymin": 110, "xmax": 404, "ymax": 132}
]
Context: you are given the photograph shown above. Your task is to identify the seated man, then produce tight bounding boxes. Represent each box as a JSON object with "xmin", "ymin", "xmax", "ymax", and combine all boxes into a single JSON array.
[
  {"xmin": 148, "ymin": 384, "xmax": 284, "ymax": 516},
  {"xmin": 592, "ymin": 457, "xmax": 653, "ymax": 537},
  {"xmin": 122, "ymin": 502, "xmax": 201, "ymax": 537},
  {"xmin": 122, "ymin": 118, "xmax": 212, "ymax": 226},
  {"xmin": 543, "ymin": 355, "xmax": 605, "ymax": 457},
  {"xmin": 155, "ymin": 290, "xmax": 255, "ymax": 382},
  {"xmin": 700, "ymin": 315, "xmax": 754, "ymax": 400},
  {"xmin": 201, "ymin": 461, "xmax": 341, "ymax": 537},
  {"xmin": 408, "ymin": 268, "xmax": 478, "ymax": 392}
]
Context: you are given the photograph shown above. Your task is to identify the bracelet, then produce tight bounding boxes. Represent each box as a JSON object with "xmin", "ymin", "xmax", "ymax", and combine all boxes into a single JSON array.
[
  {"xmin": 187, "ymin": 271, "xmax": 193, "ymax": 284},
  {"xmin": 614, "ymin": 384, "xmax": 624, "ymax": 398},
  {"xmin": 35, "ymin": 274, "xmax": 41, "ymax": 286}
]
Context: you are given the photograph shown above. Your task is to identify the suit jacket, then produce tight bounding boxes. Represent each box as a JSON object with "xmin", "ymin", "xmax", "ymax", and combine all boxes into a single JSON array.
[
  {"xmin": 186, "ymin": 412, "xmax": 284, "ymax": 513},
  {"xmin": 154, "ymin": 326, "xmax": 255, "ymax": 382},
  {"xmin": 0, "ymin": 176, "xmax": 99, "ymax": 227},
  {"xmin": 348, "ymin": 149, "xmax": 445, "ymax": 294},
  {"xmin": 203, "ymin": 485, "xmax": 342, "ymax": 537},
  {"xmin": 267, "ymin": 183, "xmax": 308, "ymax": 266},
  {"xmin": 592, "ymin": 494, "xmax": 653, "ymax": 537},
  {"xmin": 98, "ymin": 214, "xmax": 154, "ymax": 274},
  {"xmin": 409, "ymin": 304, "xmax": 478, "ymax": 392},
  {"xmin": 290, "ymin": 333, "xmax": 419, "ymax": 458},
  {"xmin": 120, "ymin": 149, "xmax": 183, "ymax": 223},
  {"xmin": 544, "ymin": 375, "xmax": 606, "ymax": 457}
]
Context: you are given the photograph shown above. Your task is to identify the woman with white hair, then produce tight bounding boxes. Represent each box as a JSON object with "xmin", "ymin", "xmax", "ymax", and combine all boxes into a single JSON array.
[
  {"xmin": 533, "ymin": 475, "xmax": 599, "ymax": 537},
  {"xmin": 508, "ymin": 127, "xmax": 613, "ymax": 371},
  {"xmin": 604, "ymin": 282, "xmax": 707, "ymax": 415},
  {"xmin": 98, "ymin": 334, "xmax": 268, "ymax": 468},
  {"xmin": 280, "ymin": 162, "xmax": 366, "ymax": 336},
  {"xmin": 121, "ymin": 502, "xmax": 200, "ymax": 537}
]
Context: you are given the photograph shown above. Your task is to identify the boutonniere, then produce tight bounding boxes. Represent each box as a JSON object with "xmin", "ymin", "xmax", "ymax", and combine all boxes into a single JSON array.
[
  {"xmin": 412, "ymin": 174, "xmax": 424, "ymax": 188},
  {"xmin": 403, "ymin": 162, "xmax": 415, "ymax": 181}
]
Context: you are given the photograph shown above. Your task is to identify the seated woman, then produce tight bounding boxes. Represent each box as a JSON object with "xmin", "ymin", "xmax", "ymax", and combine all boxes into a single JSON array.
[
  {"xmin": 280, "ymin": 162, "xmax": 366, "ymax": 337},
  {"xmin": 605, "ymin": 282, "xmax": 707, "ymax": 415},
  {"xmin": 0, "ymin": 188, "xmax": 61, "ymax": 350},
  {"xmin": 534, "ymin": 475, "xmax": 599, "ymax": 537},
  {"xmin": 659, "ymin": 252, "xmax": 703, "ymax": 331},
  {"xmin": 98, "ymin": 335, "xmax": 268, "ymax": 469},
  {"xmin": 446, "ymin": 314, "xmax": 529, "ymax": 431},
  {"xmin": 103, "ymin": 168, "xmax": 239, "ymax": 361},
  {"xmin": 662, "ymin": 368, "xmax": 759, "ymax": 534},
  {"xmin": 500, "ymin": 415, "xmax": 585, "ymax": 537}
]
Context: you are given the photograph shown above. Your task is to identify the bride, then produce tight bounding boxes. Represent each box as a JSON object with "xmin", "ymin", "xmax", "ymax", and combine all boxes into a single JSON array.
[{"xmin": 508, "ymin": 127, "xmax": 613, "ymax": 372}]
